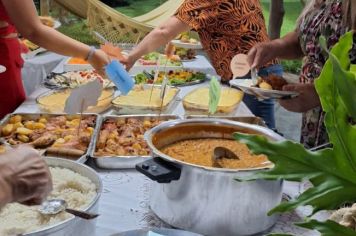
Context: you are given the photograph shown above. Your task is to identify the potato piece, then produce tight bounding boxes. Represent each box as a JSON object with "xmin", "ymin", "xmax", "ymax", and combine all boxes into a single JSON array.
[
  {"xmin": 259, "ymin": 81, "xmax": 273, "ymax": 90},
  {"xmin": 52, "ymin": 138, "xmax": 66, "ymax": 147},
  {"xmin": 24, "ymin": 121, "xmax": 35, "ymax": 130},
  {"xmin": 9, "ymin": 115, "xmax": 22, "ymax": 124},
  {"xmin": 1, "ymin": 124, "xmax": 15, "ymax": 136},
  {"xmin": 38, "ymin": 118, "xmax": 47, "ymax": 124},
  {"xmin": 18, "ymin": 134, "xmax": 30, "ymax": 143},
  {"xmin": 33, "ymin": 122, "xmax": 46, "ymax": 130},
  {"xmin": 13, "ymin": 122, "xmax": 24, "ymax": 129},
  {"xmin": 0, "ymin": 145, "xmax": 5, "ymax": 154},
  {"xmin": 132, "ymin": 143, "xmax": 142, "ymax": 150},
  {"xmin": 143, "ymin": 120, "xmax": 151, "ymax": 128},
  {"xmin": 16, "ymin": 127, "xmax": 33, "ymax": 135},
  {"xmin": 86, "ymin": 127, "xmax": 94, "ymax": 135},
  {"xmin": 64, "ymin": 135, "xmax": 74, "ymax": 142}
]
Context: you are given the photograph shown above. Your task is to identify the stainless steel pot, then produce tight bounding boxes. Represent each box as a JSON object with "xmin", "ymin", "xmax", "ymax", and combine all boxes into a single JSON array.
[
  {"xmin": 136, "ymin": 119, "xmax": 284, "ymax": 236},
  {"xmin": 25, "ymin": 157, "xmax": 102, "ymax": 236}
]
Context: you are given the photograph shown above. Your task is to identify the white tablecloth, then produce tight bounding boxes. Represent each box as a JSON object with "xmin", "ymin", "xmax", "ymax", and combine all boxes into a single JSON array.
[{"xmin": 21, "ymin": 52, "xmax": 65, "ymax": 96}]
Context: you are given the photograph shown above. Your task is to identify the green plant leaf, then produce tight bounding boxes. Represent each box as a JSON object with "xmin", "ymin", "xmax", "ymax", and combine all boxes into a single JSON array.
[
  {"xmin": 297, "ymin": 220, "xmax": 356, "ymax": 236},
  {"xmin": 234, "ymin": 31, "xmax": 356, "ymax": 228},
  {"xmin": 208, "ymin": 77, "xmax": 221, "ymax": 114}
]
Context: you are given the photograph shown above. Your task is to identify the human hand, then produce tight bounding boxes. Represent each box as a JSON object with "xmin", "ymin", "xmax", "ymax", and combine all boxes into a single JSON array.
[
  {"xmin": 247, "ymin": 42, "xmax": 278, "ymax": 69},
  {"xmin": 279, "ymin": 83, "xmax": 321, "ymax": 113},
  {"xmin": 0, "ymin": 146, "xmax": 52, "ymax": 206},
  {"xmin": 120, "ymin": 54, "xmax": 136, "ymax": 71},
  {"xmin": 89, "ymin": 49, "xmax": 110, "ymax": 76}
]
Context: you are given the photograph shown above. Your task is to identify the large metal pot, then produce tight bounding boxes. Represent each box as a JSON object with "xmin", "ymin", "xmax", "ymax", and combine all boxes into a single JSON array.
[
  {"xmin": 26, "ymin": 157, "xmax": 102, "ymax": 236},
  {"xmin": 136, "ymin": 119, "xmax": 284, "ymax": 236}
]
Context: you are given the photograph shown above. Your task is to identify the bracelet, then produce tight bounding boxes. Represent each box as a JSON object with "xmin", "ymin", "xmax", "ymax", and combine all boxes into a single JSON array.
[{"xmin": 85, "ymin": 46, "xmax": 96, "ymax": 61}]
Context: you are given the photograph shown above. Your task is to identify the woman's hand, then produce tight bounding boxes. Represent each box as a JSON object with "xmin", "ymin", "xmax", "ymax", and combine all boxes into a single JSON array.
[
  {"xmin": 247, "ymin": 42, "xmax": 278, "ymax": 69},
  {"xmin": 279, "ymin": 83, "xmax": 321, "ymax": 113},
  {"xmin": 0, "ymin": 146, "xmax": 52, "ymax": 206},
  {"xmin": 120, "ymin": 54, "xmax": 136, "ymax": 71},
  {"xmin": 88, "ymin": 49, "xmax": 110, "ymax": 76}
]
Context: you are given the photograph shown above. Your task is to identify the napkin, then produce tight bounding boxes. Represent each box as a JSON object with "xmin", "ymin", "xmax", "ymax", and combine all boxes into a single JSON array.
[{"xmin": 64, "ymin": 79, "xmax": 103, "ymax": 114}]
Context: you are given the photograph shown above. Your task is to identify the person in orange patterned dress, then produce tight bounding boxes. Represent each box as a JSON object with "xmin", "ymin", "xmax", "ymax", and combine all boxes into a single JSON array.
[{"xmin": 122, "ymin": 0, "xmax": 282, "ymax": 129}]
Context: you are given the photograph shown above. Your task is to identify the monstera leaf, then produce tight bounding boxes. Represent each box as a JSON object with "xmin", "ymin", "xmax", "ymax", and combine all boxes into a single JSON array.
[{"xmin": 234, "ymin": 31, "xmax": 356, "ymax": 235}]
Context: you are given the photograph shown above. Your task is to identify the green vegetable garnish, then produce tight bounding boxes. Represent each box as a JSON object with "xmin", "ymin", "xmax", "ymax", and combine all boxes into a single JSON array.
[{"xmin": 209, "ymin": 77, "xmax": 221, "ymax": 114}]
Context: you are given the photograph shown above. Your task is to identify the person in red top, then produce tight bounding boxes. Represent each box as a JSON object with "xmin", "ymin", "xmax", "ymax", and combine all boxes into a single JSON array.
[{"xmin": 0, "ymin": 0, "xmax": 110, "ymax": 119}]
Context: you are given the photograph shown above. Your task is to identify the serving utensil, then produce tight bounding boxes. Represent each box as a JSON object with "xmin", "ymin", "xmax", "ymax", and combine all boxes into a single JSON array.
[
  {"xmin": 38, "ymin": 199, "xmax": 99, "ymax": 220},
  {"xmin": 212, "ymin": 146, "xmax": 239, "ymax": 168},
  {"xmin": 251, "ymin": 67, "xmax": 259, "ymax": 85}
]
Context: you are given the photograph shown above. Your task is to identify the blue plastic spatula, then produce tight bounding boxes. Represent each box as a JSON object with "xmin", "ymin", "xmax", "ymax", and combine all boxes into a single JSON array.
[{"xmin": 105, "ymin": 60, "xmax": 134, "ymax": 95}]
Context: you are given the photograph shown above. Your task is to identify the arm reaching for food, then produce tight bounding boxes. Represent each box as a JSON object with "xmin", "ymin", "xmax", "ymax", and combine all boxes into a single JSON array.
[
  {"xmin": 0, "ymin": 146, "xmax": 52, "ymax": 208},
  {"xmin": 247, "ymin": 31, "xmax": 304, "ymax": 69},
  {"xmin": 122, "ymin": 16, "xmax": 190, "ymax": 70},
  {"xmin": 279, "ymin": 83, "xmax": 321, "ymax": 112},
  {"xmin": 2, "ymin": 0, "xmax": 109, "ymax": 75}
]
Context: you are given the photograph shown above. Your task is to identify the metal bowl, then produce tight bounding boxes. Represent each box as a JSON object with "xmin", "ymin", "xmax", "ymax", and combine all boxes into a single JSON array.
[
  {"xmin": 24, "ymin": 157, "xmax": 102, "ymax": 236},
  {"xmin": 137, "ymin": 119, "xmax": 284, "ymax": 236}
]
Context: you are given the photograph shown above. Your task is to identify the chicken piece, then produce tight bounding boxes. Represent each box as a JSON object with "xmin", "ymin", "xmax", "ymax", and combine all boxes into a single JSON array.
[
  {"xmin": 79, "ymin": 132, "xmax": 92, "ymax": 144},
  {"xmin": 48, "ymin": 116, "xmax": 67, "ymax": 127},
  {"xmin": 262, "ymin": 74, "xmax": 288, "ymax": 91},
  {"xmin": 31, "ymin": 133, "xmax": 57, "ymax": 148},
  {"xmin": 118, "ymin": 137, "xmax": 134, "ymax": 146},
  {"xmin": 97, "ymin": 130, "xmax": 109, "ymax": 149},
  {"xmin": 105, "ymin": 139, "xmax": 118, "ymax": 152}
]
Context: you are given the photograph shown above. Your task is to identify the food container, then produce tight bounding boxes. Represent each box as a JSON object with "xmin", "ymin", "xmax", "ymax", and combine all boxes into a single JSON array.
[
  {"xmin": 185, "ymin": 115, "xmax": 267, "ymax": 128},
  {"xmin": 182, "ymin": 87, "xmax": 244, "ymax": 116},
  {"xmin": 90, "ymin": 114, "xmax": 180, "ymax": 169},
  {"xmin": 23, "ymin": 157, "xmax": 102, "ymax": 236},
  {"xmin": 63, "ymin": 57, "xmax": 93, "ymax": 72},
  {"xmin": 136, "ymin": 119, "xmax": 284, "ymax": 236},
  {"xmin": 111, "ymin": 85, "xmax": 180, "ymax": 115},
  {"xmin": 36, "ymin": 88, "xmax": 115, "ymax": 114},
  {"xmin": 0, "ymin": 113, "xmax": 100, "ymax": 163}
]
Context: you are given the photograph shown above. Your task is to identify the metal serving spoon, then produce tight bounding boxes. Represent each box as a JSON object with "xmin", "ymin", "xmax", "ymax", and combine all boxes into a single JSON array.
[
  {"xmin": 38, "ymin": 199, "xmax": 99, "ymax": 220},
  {"xmin": 212, "ymin": 146, "xmax": 239, "ymax": 168}
]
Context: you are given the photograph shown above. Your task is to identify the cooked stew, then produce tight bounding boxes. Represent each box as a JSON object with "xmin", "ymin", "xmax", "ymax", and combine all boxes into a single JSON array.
[{"xmin": 161, "ymin": 138, "xmax": 269, "ymax": 169}]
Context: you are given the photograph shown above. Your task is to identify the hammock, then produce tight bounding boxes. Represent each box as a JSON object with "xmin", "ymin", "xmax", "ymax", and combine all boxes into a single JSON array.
[
  {"xmin": 53, "ymin": 0, "xmax": 88, "ymax": 19},
  {"xmin": 54, "ymin": 0, "xmax": 184, "ymax": 43}
]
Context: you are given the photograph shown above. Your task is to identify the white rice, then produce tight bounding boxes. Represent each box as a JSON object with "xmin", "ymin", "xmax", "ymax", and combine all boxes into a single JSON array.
[{"xmin": 0, "ymin": 167, "xmax": 97, "ymax": 236}]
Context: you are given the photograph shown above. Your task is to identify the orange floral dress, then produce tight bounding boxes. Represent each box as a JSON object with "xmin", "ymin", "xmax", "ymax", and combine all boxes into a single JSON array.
[{"xmin": 175, "ymin": 0, "xmax": 274, "ymax": 81}]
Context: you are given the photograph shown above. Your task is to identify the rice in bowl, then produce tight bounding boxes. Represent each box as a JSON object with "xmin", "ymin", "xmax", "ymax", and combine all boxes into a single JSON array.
[{"xmin": 0, "ymin": 167, "xmax": 97, "ymax": 236}]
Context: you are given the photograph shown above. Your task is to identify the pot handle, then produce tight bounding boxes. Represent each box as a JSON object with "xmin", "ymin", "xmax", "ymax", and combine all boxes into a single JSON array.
[{"xmin": 135, "ymin": 157, "xmax": 181, "ymax": 183}]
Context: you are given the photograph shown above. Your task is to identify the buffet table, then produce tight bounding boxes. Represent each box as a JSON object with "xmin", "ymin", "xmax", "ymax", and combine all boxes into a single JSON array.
[
  {"xmin": 14, "ymin": 54, "xmax": 326, "ymax": 236},
  {"xmin": 14, "ymin": 84, "xmax": 325, "ymax": 236}
]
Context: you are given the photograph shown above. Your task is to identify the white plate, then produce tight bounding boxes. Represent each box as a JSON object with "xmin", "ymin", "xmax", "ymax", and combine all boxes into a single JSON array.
[
  {"xmin": 171, "ymin": 40, "xmax": 203, "ymax": 50},
  {"xmin": 180, "ymin": 57, "xmax": 197, "ymax": 62},
  {"xmin": 229, "ymin": 79, "xmax": 299, "ymax": 99},
  {"xmin": 0, "ymin": 65, "xmax": 6, "ymax": 73},
  {"xmin": 112, "ymin": 228, "xmax": 202, "ymax": 236}
]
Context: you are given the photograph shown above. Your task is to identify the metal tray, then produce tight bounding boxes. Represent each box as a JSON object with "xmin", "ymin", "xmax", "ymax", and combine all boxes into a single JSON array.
[
  {"xmin": 0, "ymin": 113, "xmax": 100, "ymax": 163},
  {"xmin": 132, "ymin": 69, "xmax": 209, "ymax": 87},
  {"xmin": 111, "ymin": 84, "xmax": 181, "ymax": 115},
  {"xmin": 90, "ymin": 114, "xmax": 181, "ymax": 169},
  {"xmin": 185, "ymin": 115, "xmax": 267, "ymax": 128}
]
